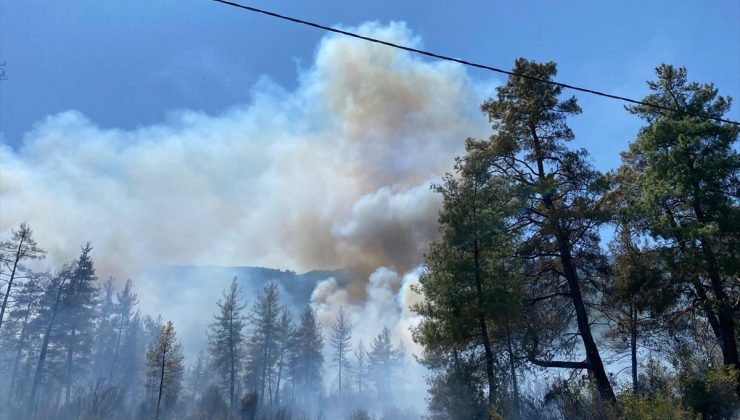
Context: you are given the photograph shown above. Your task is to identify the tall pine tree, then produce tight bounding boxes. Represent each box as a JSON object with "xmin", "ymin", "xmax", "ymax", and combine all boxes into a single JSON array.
[
  {"xmin": 145, "ymin": 320, "xmax": 184, "ymax": 420},
  {"xmin": 473, "ymin": 58, "xmax": 616, "ymax": 402},
  {"xmin": 208, "ymin": 277, "xmax": 246, "ymax": 416},
  {"xmin": 620, "ymin": 64, "xmax": 740, "ymax": 395}
]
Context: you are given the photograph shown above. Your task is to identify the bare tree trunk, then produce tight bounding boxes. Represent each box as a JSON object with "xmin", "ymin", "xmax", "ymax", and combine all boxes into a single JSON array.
[
  {"xmin": 0, "ymin": 241, "xmax": 24, "ymax": 330},
  {"xmin": 229, "ymin": 318, "xmax": 235, "ymax": 420},
  {"xmin": 109, "ymin": 313, "xmax": 127, "ymax": 379},
  {"xmin": 64, "ymin": 327, "xmax": 77, "ymax": 405},
  {"xmin": 275, "ymin": 340, "xmax": 286, "ymax": 405},
  {"xmin": 28, "ymin": 277, "xmax": 66, "ymax": 417},
  {"xmin": 8, "ymin": 301, "xmax": 32, "ymax": 402},
  {"xmin": 155, "ymin": 340, "xmax": 167, "ymax": 420}
]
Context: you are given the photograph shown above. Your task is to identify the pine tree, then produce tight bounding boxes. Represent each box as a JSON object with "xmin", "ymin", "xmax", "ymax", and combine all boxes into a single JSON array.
[
  {"xmin": 59, "ymin": 243, "xmax": 99, "ymax": 404},
  {"xmin": 413, "ymin": 149, "xmax": 526, "ymax": 414},
  {"xmin": 289, "ymin": 306, "xmax": 323, "ymax": 406},
  {"xmin": 246, "ymin": 283, "xmax": 281, "ymax": 406},
  {"xmin": 208, "ymin": 277, "xmax": 246, "ymax": 416},
  {"xmin": 0, "ymin": 222, "xmax": 46, "ymax": 330},
  {"xmin": 93, "ymin": 277, "xmax": 118, "ymax": 379},
  {"xmin": 473, "ymin": 58, "xmax": 616, "ymax": 402},
  {"xmin": 353, "ymin": 340, "xmax": 367, "ymax": 396},
  {"xmin": 620, "ymin": 64, "xmax": 740, "ymax": 395},
  {"xmin": 146, "ymin": 320, "xmax": 184, "ymax": 420},
  {"xmin": 330, "ymin": 306, "xmax": 352, "ymax": 397},
  {"xmin": 600, "ymin": 225, "xmax": 671, "ymax": 395},
  {"xmin": 273, "ymin": 307, "xmax": 292, "ymax": 406},
  {"xmin": 27, "ymin": 265, "xmax": 72, "ymax": 417},
  {"xmin": 189, "ymin": 349, "xmax": 207, "ymax": 402},
  {"xmin": 119, "ymin": 311, "xmax": 145, "ymax": 402},
  {"xmin": 110, "ymin": 278, "xmax": 138, "ymax": 380},
  {"xmin": 4, "ymin": 271, "xmax": 45, "ymax": 404},
  {"xmin": 368, "ymin": 327, "xmax": 402, "ymax": 400}
]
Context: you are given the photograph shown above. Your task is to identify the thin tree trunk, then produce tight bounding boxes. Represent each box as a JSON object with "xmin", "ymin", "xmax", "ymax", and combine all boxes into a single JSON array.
[
  {"xmin": 191, "ymin": 360, "xmax": 201, "ymax": 402},
  {"xmin": 228, "ymin": 312, "xmax": 235, "ymax": 419},
  {"xmin": 8, "ymin": 301, "xmax": 32, "ymax": 402},
  {"xmin": 275, "ymin": 340, "xmax": 286, "ymax": 405},
  {"xmin": 28, "ymin": 278, "xmax": 66, "ymax": 417},
  {"xmin": 260, "ymin": 299, "xmax": 273, "ymax": 407},
  {"xmin": 155, "ymin": 339, "xmax": 167, "ymax": 420},
  {"xmin": 473, "ymin": 237, "xmax": 497, "ymax": 409},
  {"xmin": 505, "ymin": 319, "xmax": 521, "ymax": 419},
  {"xmin": 64, "ymin": 327, "xmax": 76, "ymax": 405},
  {"xmin": 630, "ymin": 303, "xmax": 639, "ymax": 395},
  {"xmin": 0, "ymin": 241, "xmax": 23, "ymax": 330},
  {"xmin": 109, "ymin": 313, "xmax": 127, "ymax": 379}
]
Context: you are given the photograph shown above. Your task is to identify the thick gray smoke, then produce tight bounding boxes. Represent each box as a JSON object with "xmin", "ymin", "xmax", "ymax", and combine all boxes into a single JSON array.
[{"xmin": 0, "ymin": 21, "xmax": 494, "ymax": 411}]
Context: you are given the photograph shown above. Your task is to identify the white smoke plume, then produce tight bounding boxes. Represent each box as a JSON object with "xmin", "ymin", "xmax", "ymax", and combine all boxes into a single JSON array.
[
  {"xmin": 1, "ymin": 21, "xmax": 492, "ymax": 275},
  {"xmin": 0, "ymin": 21, "xmax": 495, "ymax": 410}
]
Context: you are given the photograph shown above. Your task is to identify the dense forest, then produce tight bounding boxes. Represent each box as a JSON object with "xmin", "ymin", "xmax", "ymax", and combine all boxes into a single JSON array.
[{"xmin": 0, "ymin": 59, "xmax": 738, "ymax": 419}]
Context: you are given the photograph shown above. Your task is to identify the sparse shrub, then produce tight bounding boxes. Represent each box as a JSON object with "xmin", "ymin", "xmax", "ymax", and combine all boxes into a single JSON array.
[
  {"xmin": 679, "ymin": 365, "xmax": 739, "ymax": 419},
  {"xmin": 620, "ymin": 392, "xmax": 698, "ymax": 420},
  {"xmin": 190, "ymin": 385, "xmax": 228, "ymax": 420},
  {"xmin": 239, "ymin": 391, "xmax": 258, "ymax": 420}
]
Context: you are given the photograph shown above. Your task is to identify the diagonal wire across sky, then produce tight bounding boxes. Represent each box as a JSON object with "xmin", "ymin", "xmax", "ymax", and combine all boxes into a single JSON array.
[{"xmin": 211, "ymin": 0, "xmax": 740, "ymax": 126}]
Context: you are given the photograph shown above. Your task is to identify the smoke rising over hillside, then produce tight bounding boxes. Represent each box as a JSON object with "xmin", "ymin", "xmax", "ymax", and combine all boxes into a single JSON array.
[
  {"xmin": 1, "ymin": 22, "xmax": 494, "ymax": 413},
  {"xmin": 1, "ymin": 22, "xmax": 491, "ymax": 275}
]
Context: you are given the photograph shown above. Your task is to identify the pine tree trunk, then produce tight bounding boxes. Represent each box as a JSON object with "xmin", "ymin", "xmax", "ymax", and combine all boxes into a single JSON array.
[
  {"xmin": 0, "ymin": 241, "xmax": 23, "ymax": 330},
  {"xmin": 275, "ymin": 341, "xmax": 285, "ymax": 405},
  {"xmin": 229, "ymin": 314, "xmax": 235, "ymax": 419},
  {"xmin": 28, "ymin": 278, "xmax": 66, "ymax": 417},
  {"xmin": 630, "ymin": 303, "xmax": 638, "ymax": 395},
  {"xmin": 698, "ymin": 236, "xmax": 740, "ymax": 396},
  {"xmin": 64, "ymin": 327, "xmax": 77, "ymax": 405},
  {"xmin": 156, "ymin": 342, "xmax": 166, "ymax": 420},
  {"xmin": 8, "ymin": 301, "xmax": 32, "ymax": 402},
  {"xmin": 505, "ymin": 319, "xmax": 521, "ymax": 419},
  {"xmin": 531, "ymin": 129, "xmax": 615, "ymax": 403},
  {"xmin": 109, "ymin": 313, "xmax": 127, "ymax": 379},
  {"xmin": 556, "ymin": 230, "xmax": 615, "ymax": 402},
  {"xmin": 473, "ymin": 237, "xmax": 497, "ymax": 409}
]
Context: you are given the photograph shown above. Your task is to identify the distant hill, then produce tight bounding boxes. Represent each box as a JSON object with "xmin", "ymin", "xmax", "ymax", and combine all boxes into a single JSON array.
[
  {"xmin": 142, "ymin": 265, "xmax": 355, "ymax": 309},
  {"xmin": 136, "ymin": 265, "xmax": 357, "ymax": 358}
]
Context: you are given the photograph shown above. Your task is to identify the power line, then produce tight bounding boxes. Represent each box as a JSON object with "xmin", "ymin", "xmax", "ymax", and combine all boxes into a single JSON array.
[{"xmin": 211, "ymin": 0, "xmax": 740, "ymax": 126}]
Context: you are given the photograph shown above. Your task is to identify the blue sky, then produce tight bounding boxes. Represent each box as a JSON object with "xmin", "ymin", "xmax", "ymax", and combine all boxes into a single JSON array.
[{"xmin": 2, "ymin": 0, "xmax": 739, "ymax": 170}]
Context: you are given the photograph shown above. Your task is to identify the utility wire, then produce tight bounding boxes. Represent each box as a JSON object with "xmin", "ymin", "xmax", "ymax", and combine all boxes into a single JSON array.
[{"xmin": 211, "ymin": 0, "xmax": 740, "ymax": 126}]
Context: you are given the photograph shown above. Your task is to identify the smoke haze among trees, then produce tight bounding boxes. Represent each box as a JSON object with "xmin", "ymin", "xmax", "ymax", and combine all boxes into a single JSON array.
[{"xmin": 1, "ymin": 23, "xmax": 738, "ymax": 420}]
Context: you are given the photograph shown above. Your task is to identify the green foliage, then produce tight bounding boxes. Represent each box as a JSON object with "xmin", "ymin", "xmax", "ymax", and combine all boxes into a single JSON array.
[
  {"xmin": 208, "ymin": 277, "xmax": 247, "ymax": 410},
  {"xmin": 620, "ymin": 392, "xmax": 698, "ymax": 420},
  {"xmin": 619, "ymin": 64, "xmax": 740, "ymax": 388},
  {"xmin": 541, "ymin": 378, "xmax": 618, "ymax": 420},
  {"xmin": 189, "ymin": 385, "xmax": 228, "ymax": 420},
  {"xmin": 145, "ymin": 320, "xmax": 184, "ymax": 419},
  {"xmin": 679, "ymin": 365, "xmax": 739, "ymax": 419}
]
